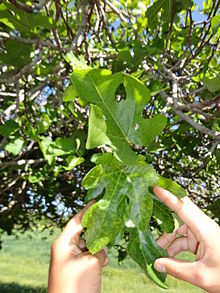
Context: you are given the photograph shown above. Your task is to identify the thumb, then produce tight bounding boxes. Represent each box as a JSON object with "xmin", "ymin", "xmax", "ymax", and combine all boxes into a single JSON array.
[
  {"xmin": 94, "ymin": 247, "xmax": 109, "ymax": 267},
  {"xmin": 154, "ymin": 258, "xmax": 198, "ymax": 285}
]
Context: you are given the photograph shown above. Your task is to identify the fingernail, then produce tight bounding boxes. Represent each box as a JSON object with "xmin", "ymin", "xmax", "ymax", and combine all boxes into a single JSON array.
[{"xmin": 154, "ymin": 262, "xmax": 166, "ymax": 273}]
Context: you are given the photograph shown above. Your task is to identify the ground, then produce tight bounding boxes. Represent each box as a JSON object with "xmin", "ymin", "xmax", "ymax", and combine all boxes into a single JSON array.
[{"xmin": 0, "ymin": 229, "xmax": 204, "ymax": 292}]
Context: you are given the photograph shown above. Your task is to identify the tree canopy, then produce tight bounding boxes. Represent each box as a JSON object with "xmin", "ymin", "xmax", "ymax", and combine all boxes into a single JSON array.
[{"xmin": 0, "ymin": 0, "xmax": 220, "ymax": 286}]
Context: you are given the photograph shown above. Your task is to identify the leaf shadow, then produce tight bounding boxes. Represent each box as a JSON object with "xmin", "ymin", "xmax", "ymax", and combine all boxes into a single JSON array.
[{"xmin": 0, "ymin": 282, "xmax": 46, "ymax": 293}]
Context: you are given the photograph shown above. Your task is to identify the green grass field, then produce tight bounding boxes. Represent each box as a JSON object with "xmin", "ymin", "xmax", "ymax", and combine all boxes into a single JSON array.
[{"xmin": 0, "ymin": 230, "xmax": 204, "ymax": 293}]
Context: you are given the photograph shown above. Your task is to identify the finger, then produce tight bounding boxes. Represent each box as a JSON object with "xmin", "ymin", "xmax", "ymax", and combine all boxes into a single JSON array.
[
  {"xmin": 176, "ymin": 224, "xmax": 187, "ymax": 236},
  {"xmin": 94, "ymin": 247, "xmax": 109, "ymax": 267},
  {"xmin": 79, "ymin": 239, "xmax": 86, "ymax": 250},
  {"xmin": 153, "ymin": 186, "xmax": 207, "ymax": 239},
  {"xmin": 62, "ymin": 201, "xmax": 95, "ymax": 244},
  {"xmin": 167, "ymin": 237, "xmax": 189, "ymax": 257},
  {"xmin": 77, "ymin": 200, "xmax": 96, "ymax": 222},
  {"xmin": 154, "ymin": 258, "xmax": 199, "ymax": 286},
  {"xmin": 79, "ymin": 239, "xmax": 88, "ymax": 252},
  {"xmin": 156, "ymin": 231, "xmax": 177, "ymax": 249}
]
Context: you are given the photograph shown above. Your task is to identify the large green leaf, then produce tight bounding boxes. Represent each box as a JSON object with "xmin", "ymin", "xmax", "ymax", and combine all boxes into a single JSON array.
[
  {"xmin": 82, "ymin": 163, "xmax": 126, "ymax": 254},
  {"xmin": 82, "ymin": 157, "xmax": 158, "ymax": 252},
  {"xmin": 83, "ymin": 154, "xmax": 178, "ymax": 253},
  {"xmin": 71, "ymin": 69, "xmax": 166, "ymax": 164},
  {"xmin": 127, "ymin": 228, "xmax": 168, "ymax": 289},
  {"xmin": 82, "ymin": 155, "xmax": 177, "ymax": 245}
]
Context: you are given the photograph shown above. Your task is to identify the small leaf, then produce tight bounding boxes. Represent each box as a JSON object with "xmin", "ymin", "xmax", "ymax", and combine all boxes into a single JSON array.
[
  {"xmin": 28, "ymin": 171, "xmax": 44, "ymax": 183},
  {"xmin": 38, "ymin": 137, "xmax": 54, "ymax": 165},
  {"xmin": 118, "ymin": 47, "xmax": 133, "ymax": 65},
  {"xmin": 64, "ymin": 156, "xmax": 84, "ymax": 171},
  {"xmin": 0, "ymin": 120, "xmax": 19, "ymax": 137},
  {"xmin": 55, "ymin": 137, "xmax": 76, "ymax": 153},
  {"xmin": 5, "ymin": 138, "xmax": 25, "ymax": 155},
  {"xmin": 37, "ymin": 114, "xmax": 50, "ymax": 134},
  {"xmin": 146, "ymin": 0, "xmax": 171, "ymax": 30},
  {"xmin": 82, "ymin": 164, "xmax": 104, "ymax": 189},
  {"xmin": 211, "ymin": 14, "xmax": 220, "ymax": 31},
  {"xmin": 62, "ymin": 85, "xmax": 78, "ymax": 102},
  {"xmin": 65, "ymin": 53, "xmax": 88, "ymax": 69},
  {"xmin": 203, "ymin": 76, "xmax": 220, "ymax": 93},
  {"xmin": 158, "ymin": 175, "xmax": 187, "ymax": 198}
]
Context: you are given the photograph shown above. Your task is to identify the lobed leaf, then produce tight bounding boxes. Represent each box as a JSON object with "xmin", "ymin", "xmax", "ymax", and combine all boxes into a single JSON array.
[
  {"xmin": 127, "ymin": 228, "xmax": 168, "ymax": 289},
  {"xmin": 71, "ymin": 69, "xmax": 166, "ymax": 164},
  {"xmin": 152, "ymin": 197, "xmax": 175, "ymax": 233}
]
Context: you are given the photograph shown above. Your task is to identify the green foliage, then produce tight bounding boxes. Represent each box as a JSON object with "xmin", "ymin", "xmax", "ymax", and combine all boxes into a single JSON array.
[
  {"xmin": 0, "ymin": 120, "xmax": 19, "ymax": 137},
  {"xmin": 0, "ymin": 0, "xmax": 219, "ymax": 289},
  {"xmin": 82, "ymin": 153, "xmax": 185, "ymax": 287},
  {"xmin": 86, "ymin": 104, "xmax": 112, "ymax": 149},
  {"xmin": 203, "ymin": 76, "xmax": 220, "ymax": 93},
  {"xmin": 71, "ymin": 69, "xmax": 167, "ymax": 163},
  {"xmin": 127, "ymin": 228, "xmax": 168, "ymax": 289},
  {"xmin": 157, "ymin": 176, "xmax": 187, "ymax": 198},
  {"xmin": 5, "ymin": 138, "xmax": 25, "ymax": 155}
]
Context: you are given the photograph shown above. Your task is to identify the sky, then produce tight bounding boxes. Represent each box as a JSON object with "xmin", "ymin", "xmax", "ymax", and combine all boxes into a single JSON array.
[{"xmin": 193, "ymin": 0, "xmax": 208, "ymax": 22}]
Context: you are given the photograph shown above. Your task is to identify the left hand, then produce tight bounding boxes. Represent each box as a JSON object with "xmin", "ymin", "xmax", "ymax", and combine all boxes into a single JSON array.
[{"xmin": 48, "ymin": 201, "xmax": 108, "ymax": 293}]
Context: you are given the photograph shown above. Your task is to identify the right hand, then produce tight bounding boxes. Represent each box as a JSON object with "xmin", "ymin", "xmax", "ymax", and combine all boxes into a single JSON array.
[{"xmin": 153, "ymin": 186, "xmax": 220, "ymax": 293}]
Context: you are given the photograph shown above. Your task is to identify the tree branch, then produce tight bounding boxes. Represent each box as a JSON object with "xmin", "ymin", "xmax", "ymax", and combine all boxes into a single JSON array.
[
  {"xmin": 104, "ymin": 0, "xmax": 130, "ymax": 23},
  {"xmin": 163, "ymin": 0, "xmax": 176, "ymax": 56},
  {"xmin": 0, "ymin": 49, "xmax": 42, "ymax": 84},
  {"xmin": 160, "ymin": 90, "xmax": 220, "ymax": 139},
  {"xmin": 8, "ymin": 0, "xmax": 50, "ymax": 13},
  {"xmin": 0, "ymin": 32, "xmax": 59, "ymax": 50}
]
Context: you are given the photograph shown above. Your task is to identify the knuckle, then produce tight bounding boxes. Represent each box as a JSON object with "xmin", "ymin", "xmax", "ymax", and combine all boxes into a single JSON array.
[
  {"xmin": 174, "ymin": 199, "xmax": 183, "ymax": 213},
  {"xmin": 194, "ymin": 269, "xmax": 208, "ymax": 287},
  {"xmin": 84, "ymin": 254, "xmax": 100, "ymax": 268},
  {"xmin": 171, "ymin": 265, "xmax": 183, "ymax": 279}
]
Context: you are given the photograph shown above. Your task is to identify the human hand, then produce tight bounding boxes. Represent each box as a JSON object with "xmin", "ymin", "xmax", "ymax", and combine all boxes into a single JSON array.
[
  {"xmin": 153, "ymin": 186, "xmax": 220, "ymax": 293},
  {"xmin": 48, "ymin": 202, "xmax": 108, "ymax": 293}
]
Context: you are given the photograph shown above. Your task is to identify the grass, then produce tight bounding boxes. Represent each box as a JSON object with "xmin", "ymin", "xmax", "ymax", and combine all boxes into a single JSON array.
[{"xmin": 0, "ymin": 230, "xmax": 204, "ymax": 293}]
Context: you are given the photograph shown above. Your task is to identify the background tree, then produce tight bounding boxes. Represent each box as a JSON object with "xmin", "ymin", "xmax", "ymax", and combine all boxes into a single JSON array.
[{"xmin": 0, "ymin": 0, "xmax": 219, "ymax": 241}]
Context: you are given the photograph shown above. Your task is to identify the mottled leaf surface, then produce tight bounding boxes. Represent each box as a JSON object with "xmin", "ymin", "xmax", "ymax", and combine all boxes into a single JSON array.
[
  {"xmin": 71, "ymin": 69, "xmax": 166, "ymax": 163},
  {"xmin": 127, "ymin": 228, "xmax": 168, "ymax": 289},
  {"xmin": 86, "ymin": 104, "xmax": 112, "ymax": 149},
  {"xmin": 152, "ymin": 196, "xmax": 175, "ymax": 233},
  {"xmin": 81, "ymin": 155, "xmax": 187, "ymax": 287}
]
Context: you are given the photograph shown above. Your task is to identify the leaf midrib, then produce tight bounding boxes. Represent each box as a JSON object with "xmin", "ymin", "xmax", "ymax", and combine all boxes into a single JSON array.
[{"xmin": 89, "ymin": 73, "xmax": 133, "ymax": 155}]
